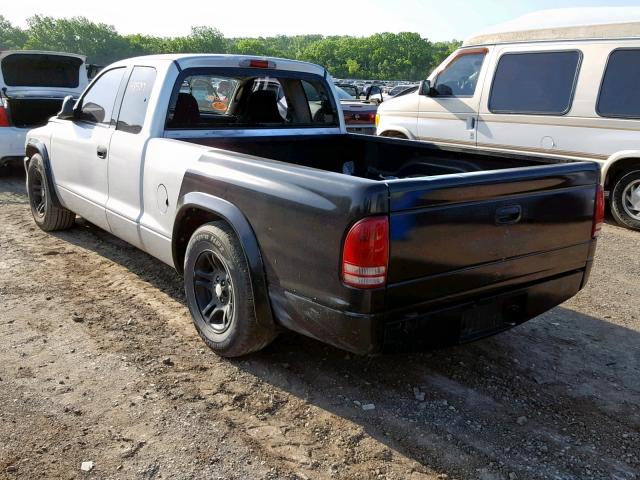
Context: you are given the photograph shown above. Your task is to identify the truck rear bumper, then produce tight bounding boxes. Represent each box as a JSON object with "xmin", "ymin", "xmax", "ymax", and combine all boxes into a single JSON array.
[{"xmin": 281, "ymin": 268, "xmax": 586, "ymax": 355}]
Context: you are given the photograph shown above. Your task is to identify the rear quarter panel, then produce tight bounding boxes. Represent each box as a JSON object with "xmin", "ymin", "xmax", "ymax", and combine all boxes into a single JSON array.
[{"xmin": 143, "ymin": 139, "xmax": 389, "ymax": 314}]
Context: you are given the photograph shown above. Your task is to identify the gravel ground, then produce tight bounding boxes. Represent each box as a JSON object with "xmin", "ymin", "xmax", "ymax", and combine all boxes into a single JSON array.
[{"xmin": 0, "ymin": 167, "xmax": 638, "ymax": 480}]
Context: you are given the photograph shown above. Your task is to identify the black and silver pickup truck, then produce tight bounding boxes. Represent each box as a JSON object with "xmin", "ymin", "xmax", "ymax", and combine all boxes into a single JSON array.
[{"xmin": 25, "ymin": 54, "xmax": 604, "ymax": 357}]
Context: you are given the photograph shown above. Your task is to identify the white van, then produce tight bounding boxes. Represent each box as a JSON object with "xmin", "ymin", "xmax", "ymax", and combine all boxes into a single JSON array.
[
  {"xmin": 0, "ymin": 50, "xmax": 89, "ymax": 169},
  {"xmin": 376, "ymin": 8, "xmax": 640, "ymax": 230}
]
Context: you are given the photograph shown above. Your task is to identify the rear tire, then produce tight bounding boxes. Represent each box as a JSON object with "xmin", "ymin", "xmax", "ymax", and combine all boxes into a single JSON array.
[
  {"xmin": 610, "ymin": 170, "xmax": 640, "ymax": 231},
  {"xmin": 26, "ymin": 154, "xmax": 76, "ymax": 231},
  {"xmin": 184, "ymin": 222, "xmax": 276, "ymax": 357}
]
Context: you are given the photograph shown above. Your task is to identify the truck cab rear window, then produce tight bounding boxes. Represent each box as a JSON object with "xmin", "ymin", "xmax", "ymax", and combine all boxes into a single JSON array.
[
  {"xmin": 1, "ymin": 54, "xmax": 82, "ymax": 88},
  {"xmin": 597, "ymin": 49, "xmax": 640, "ymax": 119},
  {"xmin": 489, "ymin": 51, "xmax": 581, "ymax": 115},
  {"xmin": 166, "ymin": 71, "xmax": 338, "ymax": 129}
]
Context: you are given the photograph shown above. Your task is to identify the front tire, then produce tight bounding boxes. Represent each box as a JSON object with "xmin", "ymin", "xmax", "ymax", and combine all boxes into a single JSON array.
[
  {"xmin": 26, "ymin": 154, "xmax": 76, "ymax": 231},
  {"xmin": 184, "ymin": 222, "xmax": 276, "ymax": 357},
  {"xmin": 610, "ymin": 170, "xmax": 640, "ymax": 231}
]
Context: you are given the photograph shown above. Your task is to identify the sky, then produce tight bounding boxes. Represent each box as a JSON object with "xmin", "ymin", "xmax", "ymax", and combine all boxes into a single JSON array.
[{"xmin": 3, "ymin": 0, "xmax": 639, "ymax": 40}]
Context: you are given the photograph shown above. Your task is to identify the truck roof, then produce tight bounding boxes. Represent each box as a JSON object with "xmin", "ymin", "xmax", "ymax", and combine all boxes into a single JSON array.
[
  {"xmin": 0, "ymin": 50, "xmax": 87, "ymax": 61},
  {"xmin": 464, "ymin": 7, "xmax": 640, "ymax": 46},
  {"xmin": 109, "ymin": 54, "xmax": 327, "ymax": 77}
]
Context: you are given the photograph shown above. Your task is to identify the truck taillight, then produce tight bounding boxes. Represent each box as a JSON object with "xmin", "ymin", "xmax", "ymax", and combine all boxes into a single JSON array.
[
  {"xmin": 342, "ymin": 216, "xmax": 389, "ymax": 289},
  {"xmin": 592, "ymin": 184, "xmax": 604, "ymax": 238}
]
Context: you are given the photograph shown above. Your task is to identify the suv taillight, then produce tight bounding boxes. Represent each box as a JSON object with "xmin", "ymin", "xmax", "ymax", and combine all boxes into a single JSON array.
[
  {"xmin": 592, "ymin": 184, "xmax": 605, "ymax": 238},
  {"xmin": 342, "ymin": 216, "xmax": 389, "ymax": 289}
]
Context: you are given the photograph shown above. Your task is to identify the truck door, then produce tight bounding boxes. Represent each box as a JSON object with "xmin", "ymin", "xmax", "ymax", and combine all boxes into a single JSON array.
[
  {"xmin": 51, "ymin": 67, "xmax": 126, "ymax": 231},
  {"xmin": 417, "ymin": 48, "xmax": 488, "ymax": 148},
  {"xmin": 105, "ymin": 66, "xmax": 158, "ymax": 249}
]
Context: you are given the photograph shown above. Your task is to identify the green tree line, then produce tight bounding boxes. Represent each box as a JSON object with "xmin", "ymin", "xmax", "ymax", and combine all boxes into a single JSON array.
[{"xmin": 0, "ymin": 15, "xmax": 461, "ymax": 80}]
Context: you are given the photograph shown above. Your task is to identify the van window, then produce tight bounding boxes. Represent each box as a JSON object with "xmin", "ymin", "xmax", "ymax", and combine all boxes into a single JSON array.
[
  {"xmin": 489, "ymin": 51, "xmax": 581, "ymax": 115},
  {"xmin": 432, "ymin": 52, "xmax": 486, "ymax": 97},
  {"xmin": 117, "ymin": 67, "xmax": 157, "ymax": 134},
  {"xmin": 597, "ymin": 49, "xmax": 640, "ymax": 119}
]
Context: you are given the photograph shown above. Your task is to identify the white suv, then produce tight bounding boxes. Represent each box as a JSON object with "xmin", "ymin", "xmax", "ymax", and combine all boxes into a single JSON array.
[
  {"xmin": 0, "ymin": 50, "xmax": 88, "ymax": 169},
  {"xmin": 376, "ymin": 8, "xmax": 640, "ymax": 230}
]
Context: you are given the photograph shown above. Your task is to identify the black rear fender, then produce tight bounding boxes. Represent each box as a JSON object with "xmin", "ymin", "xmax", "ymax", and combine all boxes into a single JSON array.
[{"xmin": 173, "ymin": 191, "xmax": 274, "ymax": 328}]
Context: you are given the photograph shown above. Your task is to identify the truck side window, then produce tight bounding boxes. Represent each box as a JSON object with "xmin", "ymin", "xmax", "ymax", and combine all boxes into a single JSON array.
[
  {"xmin": 597, "ymin": 49, "xmax": 640, "ymax": 119},
  {"xmin": 489, "ymin": 51, "xmax": 581, "ymax": 115},
  {"xmin": 432, "ymin": 52, "xmax": 486, "ymax": 97},
  {"xmin": 117, "ymin": 66, "xmax": 157, "ymax": 134},
  {"xmin": 78, "ymin": 67, "xmax": 125, "ymax": 125}
]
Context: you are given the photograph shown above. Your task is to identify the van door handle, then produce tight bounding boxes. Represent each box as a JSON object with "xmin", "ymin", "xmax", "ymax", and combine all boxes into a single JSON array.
[
  {"xmin": 495, "ymin": 205, "xmax": 522, "ymax": 225},
  {"xmin": 96, "ymin": 146, "xmax": 107, "ymax": 159},
  {"xmin": 466, "ymin": 117, "xmax": 476, "ymax": 130}
]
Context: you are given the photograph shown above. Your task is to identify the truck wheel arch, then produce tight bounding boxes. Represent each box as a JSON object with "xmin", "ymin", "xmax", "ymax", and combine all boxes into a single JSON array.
[
  {"xmin": 172, "ymin": 192, "xmax": 275, "ymax": 328},
  {"xmin": 25, "ymin": 140, "xmax": 63, "ymax": 209}
]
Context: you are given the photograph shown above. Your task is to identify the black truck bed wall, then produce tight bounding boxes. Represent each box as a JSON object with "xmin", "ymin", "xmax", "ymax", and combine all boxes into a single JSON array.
[{"xmin": 181, "ymin": 134, "xmax": 598, "ymax": 326}]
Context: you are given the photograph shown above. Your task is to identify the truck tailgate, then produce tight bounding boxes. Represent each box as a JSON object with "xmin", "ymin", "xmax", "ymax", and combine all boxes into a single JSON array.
[{"xmin": 386, "ymin": 162, "xmax": 599, "ymax": 308}]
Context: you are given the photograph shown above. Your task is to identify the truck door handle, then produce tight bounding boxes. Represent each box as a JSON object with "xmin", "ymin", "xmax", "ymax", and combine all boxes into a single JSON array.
[
  {"xmin": 495, "ymin": 205, "xmax": 522, "ymax": 225},
  {"xmin": 96, "ymin": 146, "xmax": 107, "ymax": 159}
]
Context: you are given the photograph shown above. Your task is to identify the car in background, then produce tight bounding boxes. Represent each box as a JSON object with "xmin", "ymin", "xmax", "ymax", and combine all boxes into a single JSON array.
[
  {"xmin": 0, "ymin": 50, "xmax": 89, "ymax": 169},
  {"xmin": 335, "ymin": 83, "xmax": 359, "ymax": 98},
  {"xmin": 376, "ymin": 7, "xmax": 640, "ymax": 231},
  {"xmin": 335, "ymin": 86, "xmax": 378, "ymax": 135}
]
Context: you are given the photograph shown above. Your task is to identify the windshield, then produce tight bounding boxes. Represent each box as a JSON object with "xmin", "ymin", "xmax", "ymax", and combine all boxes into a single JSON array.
[
  {"xmin": 337, "ymin": 85, "xmax": 358, "ymax": 98},
  {"xmin": 334, "ymin": 86, "xmax": 356, "ymax": 100},
  {"xmin": 1, "ymin": 53, "xmax": 83, "ymax": 88},
  {"xmin": 167, "ymin": 69, "xmax": 339, "ymax": 129},
  {"xmin": 390, "ymin": 86, "xmax": 410, "ymax": 96}
]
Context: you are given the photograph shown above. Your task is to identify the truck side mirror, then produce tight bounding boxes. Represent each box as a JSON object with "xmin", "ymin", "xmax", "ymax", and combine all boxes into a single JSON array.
[
  {"xmin": 419, "ymin": 80, "xmax": 432, "ymax": 97},
  {"xmin": 57, "ymin": 95, "xmax": 77, "ymax": 120}
]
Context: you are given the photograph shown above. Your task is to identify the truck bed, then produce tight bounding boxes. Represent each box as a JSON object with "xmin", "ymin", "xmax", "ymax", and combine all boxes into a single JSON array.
[
  {"xmin": 186, "ymin": 133, "xmax": 549, "ymax": 180},
  {"xmin": 177, "ymin": 133, "xmax": 599, "ymax": 352}
]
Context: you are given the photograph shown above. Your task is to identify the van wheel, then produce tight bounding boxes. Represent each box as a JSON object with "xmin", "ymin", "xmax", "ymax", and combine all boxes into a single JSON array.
[
  {"xmin": 184, "ymin": 222, "xmax": 276, "ymax": 357},
  {"xmin": 26, "ymin": 154, "xmax": 76, "ymax": 231},
  {"xmin": 611, "ymin": 170, "xmax": 640, "ymax": 231}
]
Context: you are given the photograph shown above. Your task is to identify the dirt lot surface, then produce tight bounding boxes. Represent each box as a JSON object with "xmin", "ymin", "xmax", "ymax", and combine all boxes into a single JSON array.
[{"xmin": 0, "ymin": 168, "xmax": 638, "ymax": 480}]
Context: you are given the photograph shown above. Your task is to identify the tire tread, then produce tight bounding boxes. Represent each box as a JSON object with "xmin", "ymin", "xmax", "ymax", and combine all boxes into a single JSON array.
[
  {"xmin": 27, "ymin": 155, "xmax": 76, "ymax": 232},
  {"xmin": 185, "ymin": 222, "xmax": 276, "ymax": 357}
]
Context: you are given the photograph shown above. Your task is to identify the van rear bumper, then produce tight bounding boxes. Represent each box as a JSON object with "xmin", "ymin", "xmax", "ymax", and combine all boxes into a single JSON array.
[{"xmin": 282, "ymin": 268, "xmax": 588, "ymax": 355}]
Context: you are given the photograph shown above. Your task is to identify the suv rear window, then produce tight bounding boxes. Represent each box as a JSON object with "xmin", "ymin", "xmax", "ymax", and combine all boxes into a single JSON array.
[
  {"xmin": 167, "ymin": 70, "xmax": 338, "ymax": 129},
  {"xmin": 489, "ymin": 51, "xmax": 581, "ymax": 115},
  {"xmin": 1, "ymin": 54, "xmax": 82, "ymax": 88},
  {"xmin": 597, "ymin": 49, "xmax": 640, "ymax": 119}
]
